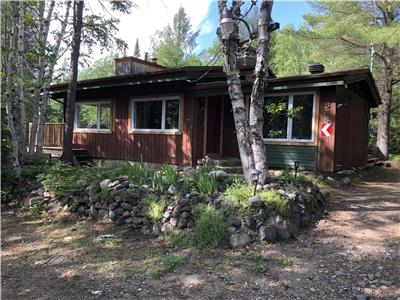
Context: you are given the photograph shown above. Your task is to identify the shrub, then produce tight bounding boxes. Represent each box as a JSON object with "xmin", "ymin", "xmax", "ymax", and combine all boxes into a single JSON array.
[
  {"xmin": 166, "ymin": 204, "xmax": 228, "ymax": 248},
  {"xmin": 259, "ymin": 190, "xmax": 289, "ymax": 217},
  {"xmin": 195, "ymin": 170, "xmax": 218, "ymax": 196},
  {"xmin": 126, "ymin": 163, "xmax": 153, "ymax": 186},
  {"xmin": 280, "ymin": 168, "xmax": 311, "ymax": 185},
  {"xmin": 143, "ymin": 194, "xmax": 167, "ymax": 222}
]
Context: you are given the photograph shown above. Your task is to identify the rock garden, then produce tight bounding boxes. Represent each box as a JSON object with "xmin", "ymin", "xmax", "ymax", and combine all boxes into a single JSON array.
[{"xmin": 21, "ymin": 159, "xmax": 326, "ymax": 249}]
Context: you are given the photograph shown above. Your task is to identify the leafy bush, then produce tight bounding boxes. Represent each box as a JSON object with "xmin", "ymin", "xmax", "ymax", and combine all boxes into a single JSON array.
[
  {"xmin": 195, "ymin": 169, "xmax": 218, "ymax": 196},
  {"xmin": 259, "ymin": 190, "xmax": 290, "ymax": 217},
  {"xmin": 166, "ymin": 204, "xmax": 228, "ymax": 248},
  {"xmin": 1, "ymin": 166, "xmax": 17, "ymax": 204},
  {"xmin": 126, "ymin": 163, "xmax": 153, "ymax": 186},
  {"xmin": 161, "ymin": 164, "xmax": 179, "ymax": 186},
  {"xmin": 143, "ymin": 194, "xmax": 167, "ymax": 222}
]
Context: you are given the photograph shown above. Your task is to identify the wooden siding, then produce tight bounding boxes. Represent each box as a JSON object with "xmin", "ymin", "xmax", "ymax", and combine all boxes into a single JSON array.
[
  {"xmin": 221, "ymin": 95, "xmax": 240, "ymax": 158},
  {"xmin": 265, "ymin": 145, "xmax": 317, "ymax": 170},
  {"xmin": 317, "ymin": 87, "xmax": 337, "ymax": 172},
  {"xmin": 72, "ymin": 92, "xmax": 193, "ymax": 165},
  {"xmin": 334, "ymin": 86, "xmax": 370, "ymax": 169}
]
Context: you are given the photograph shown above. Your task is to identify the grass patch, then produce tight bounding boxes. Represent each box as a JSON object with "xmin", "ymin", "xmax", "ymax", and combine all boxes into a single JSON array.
[
  {"xmin": 278, "ymin": 255, "xmax": 294, "ymax": 268},
  {"xmin": 225, "ymin": 184, "xmax": 254, "ymax": 207},
  {"xmin": 259, "ymin": 190, "xmax": 290, "ymax": 217},
  {"xmin": 389, "ymin": 154, "xmax": 400, "ymax": 162},
  {"xmin": 249, "ymin": 261, "xmax": 269, "ymax": 274},
  {"xmin": 279, "ymin": 168, "xmax": 312, "ymax": 185},
  {"xmin": 143, "ymin": 195, "xmax": 167, "ymax": 222},
  {"xmin": 149, "ymin": 253, "xmax": 183, "ymax": 277},
  {"xmin": 195, "ymin": 169, "xmax": 218, "ymax": 196},
  {"xmin": 166, "ymin": 204, "xmax": 228, "ymax": 248}
]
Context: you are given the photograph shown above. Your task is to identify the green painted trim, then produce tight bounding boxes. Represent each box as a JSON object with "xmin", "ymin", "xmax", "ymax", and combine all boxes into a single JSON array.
[{"xmin": 265, "ymin": 144, "xmax": 317, "ymax": 170}]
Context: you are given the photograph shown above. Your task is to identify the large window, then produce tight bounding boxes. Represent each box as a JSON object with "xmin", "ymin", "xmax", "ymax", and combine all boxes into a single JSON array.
[
  {"xmin": 264, "ymin": 93, "xmax": 315, "ymax": 142},
  {"xmin": 132, "ymin": 97, "xmax": 180, "ymax": 132},
  {"xmin": 75, "ymin": 101, "xmax": 111, "ymax": 131}
]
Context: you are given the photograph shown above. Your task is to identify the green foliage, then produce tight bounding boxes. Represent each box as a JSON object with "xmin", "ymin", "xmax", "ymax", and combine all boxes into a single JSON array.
[
  {"xmin": 152, "ymin": 172, "xmax": 167, "ymax": 193},
  {"xmin": 97, "ymin": 187, "xmax": 116, "ymax": 204},
  {"xmin": 149, "ymin": 254, "xmax": 183, "ymax": 278},
  {"xmin": 195, "ymin": 168, "xmax": 218, "ymax": 196},
  {"xmin": 143, "ymin": 194, "xmax": 167, "ymax": 222},
  {"xmin": 259, "ymin": 190, "xmax": 290, "ymax": 217},
  {"xmin": 78, "ymin": 53, "xmax": 119, "ymax": 80},
  {"xmin": 161, "ymin": 164, "xmax": 179, "ymax": 186},
  {"xmin": 278, "ymin": 255, "xmax": 295, "ymax": 268},
  {"xmin": 126, "ymin": 163, "xmax": 153, "ymax": 186},
  {"xmin": 166, "ymin": 204, "xmax": 228, "ymax": 248},
  {"xmin": 279, "ymin": 168, "xmax": 312, "ymax": 185},
  {"xmin": 225, "ymin": 184, "xmax": 254, "ymax": 207},
  {"xmin": 249, "ymin": 261, "xmax": 269, "ymax": 274},
  {"xmin": 389, "ymin": 154, "xmax": 400, "ymax": 162},
  {"xmin": 151, "ymin": 7, "xmax": 199, "ymax": 67}
]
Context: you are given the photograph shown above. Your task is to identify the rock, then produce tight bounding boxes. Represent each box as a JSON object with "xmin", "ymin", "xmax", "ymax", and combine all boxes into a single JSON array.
[
  {"xmin": 230, "ymin": 233, "xmax": 250, "ymax": 249},
  {"xmin": 177, "ymin": 218, "xmax": 188, "ymax": 229},
  {"xmin": 244, "ymin": 216, "xmax": 257, "ymax": 230},
  {"xmin": 122, "ymin": 211, "xmax": 130, "ymax": 217},
  {"xmin": 121, "ymin": 203, "xmax": 132, "ymax": 211},
  {"xmin": 181, "ymin": 211, "xmax": 191, "ymax": 219},
  {"xmin": 248, "ymin": 196, "xmax": 263, "ymax": 208},
  {"xmin": 227, "ymin": 226, "xmax": 237, "ymax": 235},
  {"xmin": 87, "ymin": 182, "xmax": 101, "ymax": 196},
  {"xmin": 208, "ymin": 170, "xmax": 227, "ymax": 179},
  {"xmin": 115, "ymin": 216, "xmax": 125, "ymax": 225},
  {"xmin": 142, "ymin": 217, "xmax": 150, "ymax": 225},
  {"xmin": 90, "ymin": 205, "xmax": 98, "ymax": 218},
  {"xmin": 37, "ymin": 188, "xmax": 44, "ymax": 196},
  {"xmin": 172, "ymin": 205, "xmax": 181, "ymax": 217},
  {"xmin": 285, "ymin": 191, "xmax": 297, "ymax": 200},
  {"xmin": 288, "ymin": 221, "xmax": 299, "ymax": 237},
  {"xmin": 342, "ymin": 177, "xmax": 351, "ymax": 185},
  {"xmin": 152, "ymin": 224, "xmax": 161, "ymax": 236},
  {"xmin": 27, "ymin": 196, "xmax": 44, "ymax": 206},
  {"xmin": 227, "ymin": 217, "xmax": 242, "ymax": 228},
  {"xmin": 163, "ymin": 210, "xmax": 171, "ymax": 220},
  {"xmin": 43, "ymin": 191, "xmax": 52, "ymax": 198},
  {"xmin": 77, "ymin": 206, "xmax": 86, "ymax": 215},
  {"xmin": 141, "ymin": 225, "xmax": 153, "ymax": 235},
  {"xmin": 94, "ymin": 202, "xmax": 102, "ymax": 209},
  {"xmin": 161, "ymin": 222, "xmax": 174, "ymax": 233},
  {"xmin": 180, "ymin": 206, "xmax": 192, "ymax": 212},
  {"xmin": 114, "ymin": 195, "xmax": 122, "ymax": 203},
  {"xmin": 132, "ymin": 217, "xmax": 143, "ymax": 225},
  {"xmin": 109, "ymin": 202, "xmax": 118, "ymax": 210},
  {"xmin": 187, "ymin": 220, "xmax": 195, "ymax": 229},
  {"xmin": 356, "ymin": 294, "xmax": 370, "ymax": 300},
  {"xmin": 276, "ymin": 226, "xmax": 291, "ymax": 241},
  {"xmin": 258, "ymin": 208, "xmax": 271, "ymax": 219},
  {"xmin": 99, "ymin": 179, "xmax": 112, "ymax": 189},
  {"xmin": 109, "ymin": 210, "xmax": 117, "ymax": 221},
  {"xmin": 259, "ymin": 225, "xmax": 277, "ymax": 243},
  {"xmin": 177, "ymin": 198, "xmax": 189, "ymax": 206},
  {"xmin": 98, "ymin": 209, "xmax": 107, "ymax": 219},
  {"xmin": 170, "ymin": 217, "xmax": 179, "ymax": 227},
  {"xmin": 115, "ymin": 208, "xmax": 124, "ymax": 215},
  {"xmin": 275, "ymin": 214, "xmax": 284, "ymax": 224},
  {"xmin": 109, "ymin": 180, "xmax": 120, "ymax": 188},
  {"xmin": 125, "ymin": 217, "xmax": 133, "ymax": 224},
  {"xmin": 168, "ymin": 185, "xmax": 177, "ymax": 195},
  {"xmin": 132, "ymin": 205, "xmax": 141, "ymax": 212}
]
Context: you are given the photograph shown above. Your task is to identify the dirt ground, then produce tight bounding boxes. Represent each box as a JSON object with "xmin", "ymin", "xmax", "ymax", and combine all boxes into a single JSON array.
[{"xmin": 2, "ymin": 166, "xmax": 400, "ymax": 300}]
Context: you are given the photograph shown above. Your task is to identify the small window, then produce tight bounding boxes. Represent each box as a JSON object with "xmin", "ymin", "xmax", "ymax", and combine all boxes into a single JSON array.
[
  {"xmin": 264, "ymin": 93, "xmax": 315, "ymax": 142},
  {"xmin": 132, "ymin": 97, "xmax": 180, "ymax": 132},
  {"xmin": 75, "ymin": 101, "xmax": 111, "ymax": 131}
]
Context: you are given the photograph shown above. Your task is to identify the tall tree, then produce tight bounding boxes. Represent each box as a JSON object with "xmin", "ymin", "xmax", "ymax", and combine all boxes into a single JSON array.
[
  {"xmin": 218, "ymin": 0, "xmax": 274, "ymax": 182},
  {"xmin": 134, "ymin": 38, "xmax": 140, "ymax": 57},
  {"xmin": 303, "ymin": 1, "xmax": 400, "ymax": 159},
  {"xmin": 152, "ymin": 6, "xmax": 199, "ymax": 67},
  {"xmin": 62, "ymin": 0, "xmax": 84, "ymax": 163}
]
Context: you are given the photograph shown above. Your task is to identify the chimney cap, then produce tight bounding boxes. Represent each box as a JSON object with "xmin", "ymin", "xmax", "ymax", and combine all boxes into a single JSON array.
[{"xmin": 309, "ymin": 63, "xmax": 325, "ymax": 74}]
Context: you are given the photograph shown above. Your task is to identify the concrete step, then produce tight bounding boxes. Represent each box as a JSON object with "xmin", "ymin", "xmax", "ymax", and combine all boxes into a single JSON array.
[
  {"xmin": 200, "ymin": 158, "xmax": 242, "ymax": 167},
  {"xmin": 214, "ymin": 165, "xmax": 243, "ymax": 174}
]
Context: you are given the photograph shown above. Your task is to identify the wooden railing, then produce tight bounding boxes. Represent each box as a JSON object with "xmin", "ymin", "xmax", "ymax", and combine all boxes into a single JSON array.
[{"xmin": 29, "ymin": 123, "xmax": 65, "ymax": 148}]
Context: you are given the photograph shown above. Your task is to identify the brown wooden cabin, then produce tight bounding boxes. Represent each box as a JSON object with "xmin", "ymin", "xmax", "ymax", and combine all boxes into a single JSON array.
[{"xmin": 46, "ymin": 57, "xmax": 381, "ymax": 172}]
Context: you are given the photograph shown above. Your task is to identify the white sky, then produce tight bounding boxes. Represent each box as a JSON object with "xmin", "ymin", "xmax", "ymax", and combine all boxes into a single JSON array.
[{"xmin": 86, "ymin": 0, "xmax": 214, "ymax": 60}]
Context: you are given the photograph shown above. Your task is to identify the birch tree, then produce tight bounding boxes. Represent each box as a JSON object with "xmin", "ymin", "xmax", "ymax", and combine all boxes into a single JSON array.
[
  {"xmin": 218, "ymin": 0, "xmax": 275, "ymax": 183},
  {"xmin": 62, "ymin": 0, "xmax": 84, "ymax": 163},
  {"xmin": 5, "ymin": 2, "xmax": 21, "ymax": 177}
]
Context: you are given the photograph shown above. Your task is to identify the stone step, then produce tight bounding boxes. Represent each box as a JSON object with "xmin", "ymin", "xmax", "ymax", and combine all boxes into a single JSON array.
[
  {"xmin": 214, "ymin": 165, "xmax": 243, "ymax": 174},
  {"xmin": 207, "ymin": 158, "xmax": 242, "ymax": 167}
]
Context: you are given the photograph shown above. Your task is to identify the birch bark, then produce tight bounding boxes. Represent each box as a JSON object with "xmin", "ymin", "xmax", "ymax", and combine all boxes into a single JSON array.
[
  {"xmin": 62, "ymin": 0, "xmax": 84, "ymax": 163},
  {"xmin": 5, "ymin": 2, "xmax": 21, "ymax": 177},
  {"xmin": 37, "ymin": 1, "xmax": 72, "ymax": 153},
  {"xmin": 17, "ymin": 1, "xmax": 26, "ymax": 159},
  {"xmin": 29, "ymin": 0, "xmax": 55, "ymax": 153},
  {"xmin": 249, "ymin": 1, "xmax": 274, "ymax": 184}
]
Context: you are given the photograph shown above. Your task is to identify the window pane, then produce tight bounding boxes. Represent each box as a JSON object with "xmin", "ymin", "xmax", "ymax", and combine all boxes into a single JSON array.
[
  {"xmin": 77, "ymin": 104, "xmax": 98, "ymax": 129},
  {"xmin": 165, "ymin": 99, "xmax": 179, "ymax": 129},
  {"xmin": 264, "ymin": 95, "xmax": 289, "ymax": 139},
  {"xmin": 292, "ymin": 94, "xmax": 313, "ymax": 140},
  {"xmin": 100, "ymin": 103, "xmax": 111, "ymax": 129},
  {"xmin": 134, "ymin": 101, "xmax": 162, "ymax": 129}
]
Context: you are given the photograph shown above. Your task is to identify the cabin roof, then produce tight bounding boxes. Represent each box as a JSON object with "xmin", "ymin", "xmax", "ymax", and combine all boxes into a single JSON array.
[{"xmin": 49, "ymin": 66, "xmax": 381, "ymax": 107}]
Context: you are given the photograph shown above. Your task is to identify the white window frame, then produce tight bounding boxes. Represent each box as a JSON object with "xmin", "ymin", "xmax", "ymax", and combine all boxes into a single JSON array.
[
  {"xmin": 264, "ymin": 91, "xmax": 316, "ymax": 143},
  {"xmin": 130, "ymin": 96, "xmax": 181, "ymax": 133},
  {"xmin": 74, "ymin": 100, "xmax": 112, "ymax": 132}
]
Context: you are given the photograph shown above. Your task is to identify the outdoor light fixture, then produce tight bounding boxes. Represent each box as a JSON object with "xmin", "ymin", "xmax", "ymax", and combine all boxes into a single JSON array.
[
  {"xmin": 220, "ymin": 7, "xmax": 235, "ymax": 40},
  {"xmin": 294, "ymin": 161, "xmax": 300, "ymax": 179},
  {"xmin": 251, "ymin": 169, "xmax": 262, "ymax": 196}
]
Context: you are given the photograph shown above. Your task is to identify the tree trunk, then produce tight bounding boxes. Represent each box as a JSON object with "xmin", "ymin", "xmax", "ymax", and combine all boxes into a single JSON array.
[
  {"xmin": 5, "ymin": 2, "xmax": 21, "ymax": 177},
  {"xmin": 376, "ymin": 45, "xmax": 393, "ymax": 160},
  {"xmin": 249, "ymin": 0, "xmax": 273, "ymax": 184},
  {"xmin": 29, "ymin": 0, "xmax": 55, "ymax": 153},
  {"xmin": 62, "ymin": 0, "xmax": 84, "ymax": 163},
  {"xmin": 37, "ymin": 1, "xmax": 72, "ymax": 153},
  {"xmin": 218, "ymin": 1, "xmax": 255, "ymax": 181},
  {"xmin": 17, "ymin": 1, "xmax": 26, "ymax": 160}
]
